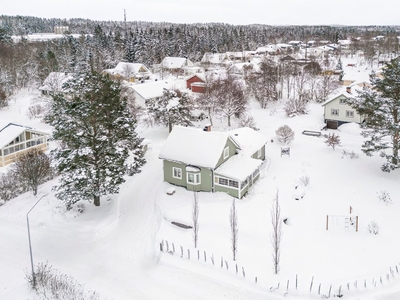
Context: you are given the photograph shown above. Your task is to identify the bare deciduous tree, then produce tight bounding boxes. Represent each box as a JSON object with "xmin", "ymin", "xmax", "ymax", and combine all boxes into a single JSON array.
[
  {"xmin": 271, "ymin": 191, "xmax": 282, "ymax": 275},
  {"xmin": 193, "ymin": 192, "xmax": 199, "ymax": 248},
  {"xmin": 275, "ymin": 125, "xmax": 295, "ymax": 145},
  {"xmin": 284, "ymin": 97, "xmax": 308, "ymax": 117},
  {"xmin": 230, "ymin": 198, "xmax": 238, "ymax": 261},
  {"xmin": 13, "ymin": 148, "xmax": 52, "ymax": 196},
  {"xmin": 325, "ymin": 133, "xmax": 341, "ymax": 150}
]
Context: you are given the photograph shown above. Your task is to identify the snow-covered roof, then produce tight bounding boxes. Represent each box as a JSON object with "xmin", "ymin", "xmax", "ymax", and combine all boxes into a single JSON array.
[
  {"xmin": 201, "ymin": 53, "xmax": 231, "ymax": 64},
  {"xmin": 129, "ymin": 80, "xmax": 171, "ymax": 101},
  {"xmin": 228, "ymin": 127, "xmax": 268, "ymax": 157},
  {"xmin": 321, "ymin": 86, "xmax": 362, "ymax": 106},
  {"xmin": 103, "ymin": 62, "xmax": 151, "ymax": 77},
  {"xmin": 162, "ymin": 57, "xmax": 194, "ymax": 69},
  {"xmin": 0, "ymin": 122, "xmax": 48, "ymax": 149},
  {"xmin": 159, "ymin": 126, "xmax": 235, "ymax": 169},
  {"xmin": 215, "ymin": 155, "xmax": 262, "ymax": 181},
  {"xmin": 186, "ymin": 73, "xmax": 206, "ymax": 82},
  {"xmin": 39, "ymin": 72, "xmax": 73, "ymax": 92},
  {"xmin": 0, "ymin": 123, "xmax": 26, "ymax": 149}
]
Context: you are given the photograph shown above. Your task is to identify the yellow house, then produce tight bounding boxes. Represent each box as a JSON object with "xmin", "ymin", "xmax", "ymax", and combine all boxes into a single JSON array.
[{"xmin": 0, "ymin": 122, "xmax": 49, "ymax": 167}]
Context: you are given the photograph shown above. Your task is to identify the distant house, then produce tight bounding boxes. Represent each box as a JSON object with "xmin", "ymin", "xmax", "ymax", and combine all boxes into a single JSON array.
[
  {"xmin": 103, "ymin": 62, "xmax": 152, "ymax": 82},
  {"xmin": 159, "ymin": 126, "xmax": 268, "ymax": 198},
  {"xmin": 322, "ymin": 87, "xmax": 363, "ymax": 129},
  {"xmin": 128, "ymin": 80, "xmax": 172, "ymax": 108},
  {"xmin": 186, "ymin": 74, "xmax": 206, "ymax": 93},
  {"xmin": 39, "ymin": 72, "xmax": 73, "ymax": 96},
  {"xmin": 0, "ymin": 122, "xmax": 49, "ymax": 167},
  {"xmin": 201, "ymin": 53, "xmax": 232, "ymax": 68},
  {"xmin": 161, "ymin": 57, "xmax": 195, "ymax": 75}
]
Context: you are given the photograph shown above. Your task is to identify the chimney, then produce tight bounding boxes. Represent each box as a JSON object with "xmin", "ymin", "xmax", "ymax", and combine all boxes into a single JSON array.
[
  {"xmin": 203, "ymin": 124, "xmax": 211, "ymax": 132},
  {"xmin": 346, "ymin": 86, "xmax": 351, "ymax": 94}
]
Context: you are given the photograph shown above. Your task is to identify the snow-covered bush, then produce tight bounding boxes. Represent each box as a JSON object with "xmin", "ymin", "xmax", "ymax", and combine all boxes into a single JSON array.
[
  {"xmin": 284, "ymin": 98, "xmax": 308, "ymax": 117},
  {"xmin": 368, "ymin": 220, "xmax": 379, "ymax": 235},
  {"xmin": 378, "ymin": 191, "xmax": 392, "ymax": 205},
  {"xmin": 26, "ymin": 262, "xmax": 103, "ymax": 300},
  {"xmin": 341, "ymin": 149, "xmax": 359, "ymax": 159},
  {"xmin": 0, "ymin": 170, "xmax": 27, "ymax": 202},
  {"xmin": 275, "ymin": 125, "xmax": 295, "ymax": 145},
  {"xmin": 238, "ymin": 115, "xmax": 258, "ymax": 131}
]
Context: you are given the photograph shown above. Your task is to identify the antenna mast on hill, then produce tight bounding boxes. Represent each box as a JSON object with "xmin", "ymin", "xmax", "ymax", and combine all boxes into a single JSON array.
[{"xmin": 124, "ymin": 9, "xmax": 127, "ymax": 31}]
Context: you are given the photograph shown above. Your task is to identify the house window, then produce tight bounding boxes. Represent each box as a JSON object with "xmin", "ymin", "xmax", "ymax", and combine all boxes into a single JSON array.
[
  {"xmin": 228, "ymin": 180, "xmax": 238, "ymax": 188},
  {"xmin": 187, "ymin": 173, "xmax": 201, "ymax": 185},
  {"xmin": 339, "ymin": 98, "xmax": 346, "ymax": 104},
  {"xmin": 252, "ymin": 168, "xmax": 260, "ymax": 178},
  {"xmin": 346, "ymin": 110, "xmax": 354, "ymax": 118},
  {"xmin": 223, "ymin": 147, "xmax": 229, "ymax": 159},
  {"xmin": 172, "ymin": 167, "xmax": 182, "ymax": 179},
  {"xmin": 257, "ymin": 149, "xmax": 262, "ymax": 158},
  {"xmin": 331, "ymin": 109, "xmax": 339, "ymax": 116},
  {"xmin": 218, "ymin": 177, "xmax": 229, "ymax": 186}
]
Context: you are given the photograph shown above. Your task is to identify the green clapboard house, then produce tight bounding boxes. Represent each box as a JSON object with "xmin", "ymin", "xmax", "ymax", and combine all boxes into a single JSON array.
[{"xmin": 159, "ymin": 125, "xmax": 268, "ymax": 198}]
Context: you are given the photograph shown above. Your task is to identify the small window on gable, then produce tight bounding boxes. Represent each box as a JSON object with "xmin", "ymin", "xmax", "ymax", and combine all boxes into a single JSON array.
[
  {"xmin": 172, "ymin": 167, "xmax": 182, "ymax": 179},
  {"xmin": 339, "ymin": 98, "xmax": 346, "ymax": 104},
  {"xmin": 257, "ymin": 149, "xmax": 262, "ymax": 158},
  {"xmin": 223, "ymin": 146, "xmax": 229, "ymax": 159}
]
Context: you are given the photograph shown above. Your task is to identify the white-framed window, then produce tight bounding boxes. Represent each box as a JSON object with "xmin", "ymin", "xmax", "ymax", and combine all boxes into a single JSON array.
[
  {"xmin": 172, "ymin": 167, "xmax": 182, "ymax": 179},
  {"xmin": 252, "ymin": 168, "xmax": 259, "ymax": 178},
  {"xmin": 223, "ymin": 146, "xmax": 229, "ymax": 159},
  {"xmin": 187, "ymin": 173, "xmax": 201, "ymax": 185},
  {"xmin": 346, "ymin": 110, "xmax": 354, "ymax": 118},
  {"xmin": 339, "ymin": 98, "xmax": 346, "ymax": 104},
  {"xmin": 331, "ymin": 109, "xmax": 339, "ymax": 116},
  {"xmin": 218, "ymin": 177, "xmax": 229, "ymax": 186},
  {"xmin": 228, "ymin": 180, "xmax": 238, "ymax": 188}
]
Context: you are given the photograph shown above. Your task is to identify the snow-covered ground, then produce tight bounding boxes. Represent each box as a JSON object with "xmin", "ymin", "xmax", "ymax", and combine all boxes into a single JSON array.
[{"xmin": 2, "ymin": 62, "xmax": 400, "ymax": 300}]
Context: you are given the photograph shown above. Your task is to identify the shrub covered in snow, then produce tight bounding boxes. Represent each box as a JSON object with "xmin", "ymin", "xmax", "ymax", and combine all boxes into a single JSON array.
[
  {"xmin": 378, "ymin": 191, "xmax": 392, "ymax": 205},
  {"xmin": 368, "ymin": 220, "xmax": 379, "ymax": 235},
  {"xmin": 275, "ymin": 125, "xmax": 295, "ymax": 145},
  {"xmin": 341, "ymin": 149, "xmax": 359, "ymax": 159}
]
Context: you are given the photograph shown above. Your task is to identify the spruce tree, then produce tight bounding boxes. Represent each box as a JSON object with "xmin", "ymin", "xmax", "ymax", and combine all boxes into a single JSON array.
[
  {"xmin": 45, "ymin": 71, "xmax": 145, "ymax": 208},
  {"xmin": 347, "ymin": 59, "xmax": 400, "ymax": 172}
]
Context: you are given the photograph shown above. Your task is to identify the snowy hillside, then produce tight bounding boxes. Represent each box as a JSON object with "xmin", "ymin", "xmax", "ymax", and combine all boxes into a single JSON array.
[{"xmin": 2, "ymin": 63, "xmax": 400, "ymax": 300}]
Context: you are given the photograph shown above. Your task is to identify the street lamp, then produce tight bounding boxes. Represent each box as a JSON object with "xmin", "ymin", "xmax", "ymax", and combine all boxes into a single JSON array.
[{"xmin": 26, "ymin": 194, "xmax": 47, "ymax": 288}]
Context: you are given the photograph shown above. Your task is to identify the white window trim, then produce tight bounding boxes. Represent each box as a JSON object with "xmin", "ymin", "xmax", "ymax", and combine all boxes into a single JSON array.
[
  {"xmin": 331, "ymin": 108, "xmax": 339, "ymax": 116},
  {"xmin": 172, "ymin": 167, "xmax": 182, "ymax": 179},
  {"xmin": 214, "ymin": 176, "xmax": 239, "ymax": 190},
  {"xmin": 346, "ymin": 110, "xmax": 354, "ymax": 118},
  {"xmin": 223, "ymin": 146, "xmax": 229, "ymax": 159},
  {"xmin": 339, "ymin": 98, "xmax": 346, "ymax": 104},
  {"xmin": 187, "ymin": 172, "xmax": 201, "ymax": 185}
]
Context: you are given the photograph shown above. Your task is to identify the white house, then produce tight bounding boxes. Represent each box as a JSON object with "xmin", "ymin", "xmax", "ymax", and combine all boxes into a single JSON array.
[
  {"xmin": 103, "ymin": 62, "xmax": 152, "ymax": 82},
  {"xmin": 322, "ymin": 87, "xmax": 363, "ymax": 129},
  {"xmin": 39, "ymin": 72, "xmax": 73, "ymax": 96}
]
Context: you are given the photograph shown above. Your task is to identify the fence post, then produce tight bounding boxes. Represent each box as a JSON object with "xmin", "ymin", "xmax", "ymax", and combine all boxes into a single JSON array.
[
  {"xmin": 211, "ymin": 254, "xmax": 214, "ymax": 265},
  {"xmin": 187, "ymin": 249, "xmax": 190, "ymax": 259},
  {"xmin": 296, "ymin": 274, "xmax": 298, "ymax": 290},
  {"xmin": 225, "ymin": 260, "xmax": 228, "ymax": 270},
  {"xmin": 172, "ymin": 243, "xmax": 175, "ymax": 253},
  {"xmin": 221, "ymin": 257, "xmax": 223, "ymax": 268},
  {"xmin": 236, "ymin": 264, "xmax": 238, "ymax": 274},
  {"xmin": 328, "ymin": 285, "xmax": 332, "ymax": 298},
  {"xmin": 180, "ymin": 245, "xmax": 183, "ymax": 258},
  {"xmin": 309, "ymin": 276, "xmax": 314, "ymax": 292},
  {"xmin": 318, "ymin": 283, "xmax": 321, "ymax": 295},
  {"xmin": 204, "ymin": 251, "xmax": 206, "ymax": 262},
  {"xmin": 287, "ymin": 280, "xmax": 289, "ymax": 291},
  {"xmin": 166, "ymin": 240, "xmax": 169, "ymax": 252},
  {"xmin": 255, "ymin": 277, "xmax": 258, "ymax": 284},
  {"xmin": 242, "ymin": 267, "xmax": 245, "ymax": 278}
]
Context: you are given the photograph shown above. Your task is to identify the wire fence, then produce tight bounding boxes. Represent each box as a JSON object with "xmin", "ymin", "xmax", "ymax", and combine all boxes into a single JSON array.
[{"xmin": 159, "ymin": 239, "xmax": 400, "ymax": 298}]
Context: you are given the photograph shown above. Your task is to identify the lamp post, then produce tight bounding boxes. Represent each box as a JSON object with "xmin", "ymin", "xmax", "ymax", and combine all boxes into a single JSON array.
[{"xmin": 26, "ymin": 194, "xmax": 47, "ymax": 288}]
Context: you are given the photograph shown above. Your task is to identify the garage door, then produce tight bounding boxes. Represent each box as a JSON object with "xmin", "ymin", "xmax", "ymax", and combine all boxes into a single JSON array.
[{"xmin": 326, "ymin": 120, "xmax": 338, "ymax": 129}]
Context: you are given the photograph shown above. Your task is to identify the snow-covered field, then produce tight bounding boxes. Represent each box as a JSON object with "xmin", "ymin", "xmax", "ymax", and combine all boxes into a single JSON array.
[{"xmin": 2, "ymin": 62, "xmax": 400, "ymax": 300}]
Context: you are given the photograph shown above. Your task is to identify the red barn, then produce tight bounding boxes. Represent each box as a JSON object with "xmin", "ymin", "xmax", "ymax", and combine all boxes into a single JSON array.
[
  {"xmin": 186, "ymin": 74, "xmax": 205, "ymax": 90},
  {"xmin": 191, "ymin": 82, "xmax": 206, "ymax": 93}
]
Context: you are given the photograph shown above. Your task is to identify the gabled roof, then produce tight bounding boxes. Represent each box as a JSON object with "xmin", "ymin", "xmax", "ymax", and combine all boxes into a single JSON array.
[
  {"xmin": 228, "ymin": 127, "xmax": 268, "ymax": 157},
  {"xmin": 162, "ymin": 57, "xmax": 194, "ymax": 69},
  {"xmin": 0, "ymin": 122, "xmax": 48, "ymax": 149},
  {"xmin": 129, "ymin": 80, "xmax": 171, "ymax": 101},
  {"xmin": 159, "ymin": 126, "xmax": 240, "ymax": 169},
  {"xmin": 103, "ymin": 62, "xmax": 151, "ymax": 77},
  {"xmin": 186, "ymin": 73, "xmax": 206, "ymax": 82}
]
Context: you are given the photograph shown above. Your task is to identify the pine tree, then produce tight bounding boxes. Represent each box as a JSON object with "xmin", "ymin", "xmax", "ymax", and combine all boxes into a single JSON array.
[
  {"xmin": 147, "ymin": 88, "xmax": 193, "ymax": 132},
  {"xmin": 347, "ymin": 59, "xmax": 400, "ymax": 172},
  {"xmin": 45, "ymin": 71, "xmax": 145, "ymax": 208}
]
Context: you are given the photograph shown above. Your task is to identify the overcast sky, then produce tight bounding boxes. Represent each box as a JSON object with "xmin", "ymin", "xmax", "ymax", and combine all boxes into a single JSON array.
[{"xmin": 2, "ymin": 0, "xmax": 400, "ymax": 26}]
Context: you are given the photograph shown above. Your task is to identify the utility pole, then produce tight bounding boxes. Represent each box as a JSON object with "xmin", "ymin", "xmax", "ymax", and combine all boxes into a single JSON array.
[{"xmin": 26, "ymin": 194, "xmax": 47, "ymax": 288}]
